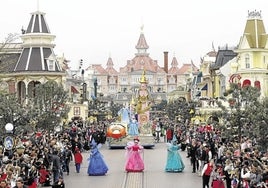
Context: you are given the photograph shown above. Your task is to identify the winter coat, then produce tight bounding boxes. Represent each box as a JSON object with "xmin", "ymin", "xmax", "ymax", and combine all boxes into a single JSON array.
[{"xmin": 74, "ymin": 151, "xmax": 83, "ymax": 164}]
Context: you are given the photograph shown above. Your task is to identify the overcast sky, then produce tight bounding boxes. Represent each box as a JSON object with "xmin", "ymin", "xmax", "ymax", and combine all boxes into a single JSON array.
[{"xmin": 1, "ymin": 0, "xmax": 268, "ymax": 70}]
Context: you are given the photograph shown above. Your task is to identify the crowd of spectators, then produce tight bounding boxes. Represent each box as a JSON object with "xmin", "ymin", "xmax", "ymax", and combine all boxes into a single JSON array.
[
  {"xmin": 162, "ymin": 120, "xmax": 268, "ymax": 188},
  {"xmin": 2, "ymin": 115, "xmax": 268, "ymax": 188},
  {"xmin": 0, "ymin": 119, "xmax": 106, "ymax": 188}
]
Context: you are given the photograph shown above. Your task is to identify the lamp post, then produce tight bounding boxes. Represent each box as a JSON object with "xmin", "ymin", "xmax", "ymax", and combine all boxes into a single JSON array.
[
  {"xmin": 4, "ymin": 123, "xmax": 14, "ymax": 152},
  {"xmin": 5, "ymin": 123, "xmax": 14, "ymax": 134}
]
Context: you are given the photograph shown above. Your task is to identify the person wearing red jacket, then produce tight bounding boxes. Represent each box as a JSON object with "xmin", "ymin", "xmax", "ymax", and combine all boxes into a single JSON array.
[
  {"xmin": 202, "ymin": 159, "xmax": 215, "ymax": 188},
  {"xmin": 74, "ymin": 147, "xmax": 83, "ymax": 173}
]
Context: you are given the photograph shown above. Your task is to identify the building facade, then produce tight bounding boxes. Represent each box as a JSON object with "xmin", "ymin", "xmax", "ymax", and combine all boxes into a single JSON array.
[
  {"xmin": 0, "ymin": 10, "xmax": 66, "ymax": 103},
  {"xmin": 85, "ymin": 27, "xmax": 198, "ymax": 105}
]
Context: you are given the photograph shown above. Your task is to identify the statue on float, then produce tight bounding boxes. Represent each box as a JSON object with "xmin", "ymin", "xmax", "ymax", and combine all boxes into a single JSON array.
[{"xmin": 135, "ymin": 69, "xmax": 152, "ymax": 135}]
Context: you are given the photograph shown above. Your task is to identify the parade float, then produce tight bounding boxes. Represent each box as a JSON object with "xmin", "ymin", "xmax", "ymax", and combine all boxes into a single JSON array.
[{"xmin": 107, "ymin": 70, "xmax": 155, "ymax": 149}]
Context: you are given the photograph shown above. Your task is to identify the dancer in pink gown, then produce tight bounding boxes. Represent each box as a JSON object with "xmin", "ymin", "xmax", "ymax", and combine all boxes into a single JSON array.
[{"xmin": 125, "ymin": 137, "xmax": 144, "ymax": 172}]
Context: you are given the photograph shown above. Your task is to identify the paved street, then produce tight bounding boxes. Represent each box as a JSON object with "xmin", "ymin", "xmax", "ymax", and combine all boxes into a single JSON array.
[{"xmin": 63, "ymin": 140, "xmax": 202, "ymax": 188}]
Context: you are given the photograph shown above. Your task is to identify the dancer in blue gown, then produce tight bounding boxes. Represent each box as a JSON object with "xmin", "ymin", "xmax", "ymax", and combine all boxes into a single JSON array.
[
  {"xmin": 165, "ymin": 135, "xmax": 185, "ymax": 172},
  {"xmin": 87, "ymin": 139, "xmax": 109, "ymax": 176},
  {"xmin": 118, "ymin": 106, "xmax": 130, "ymax": 124},
  {"xmin": 128, "ymin": 117, "xmax": 139, "ymax": 136}
]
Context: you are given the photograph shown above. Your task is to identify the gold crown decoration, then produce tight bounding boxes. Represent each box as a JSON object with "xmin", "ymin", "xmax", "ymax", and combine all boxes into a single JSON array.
[
  {"xmin": 139, "ymin": 69, "xmax": 148, "ymax": 83},
  {"xmin": 130, "ymin": 95, "xmax": 136, "ymax": 105}
]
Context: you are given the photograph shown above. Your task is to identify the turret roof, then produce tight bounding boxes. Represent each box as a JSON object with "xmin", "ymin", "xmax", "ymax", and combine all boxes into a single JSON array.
[
  {"xmin": 241, "ymin": 10, "xmax": 268, "ymax": 48},
  {"xmin": 13, "ymin": 10, "xmax": 62, "ymax": 73}
]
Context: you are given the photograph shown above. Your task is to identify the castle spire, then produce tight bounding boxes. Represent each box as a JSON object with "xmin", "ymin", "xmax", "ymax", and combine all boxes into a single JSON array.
[{"xmin": 135, "ymin": 25, "xmax": 149, "ymax": 56}]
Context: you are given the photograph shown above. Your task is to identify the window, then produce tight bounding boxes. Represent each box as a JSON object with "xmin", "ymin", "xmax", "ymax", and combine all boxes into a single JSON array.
[
  {"xmin": 74, "ymin": 107, "xmax": 80, "ymax": 116},
  {"xmin": 47, "ymin": 59, "xmax": 55, "ymax": 71},
  {"xmin": 109, "ymin": 77, "xmax": 115, "ymax": 84},
  {"xmin": 254, "ymin": 81, "xmax": 261, "ymax": 90},
  {"xmin": 0, "ymin": 81, "xmax": 8, "ymax": 92},
  {"xmin": 169, "ymin": 77, "xmax": 175, "ymax": 84},
  {"xmin": 245, "ymin": 54, "xmax": 250, "ymax": 68}
]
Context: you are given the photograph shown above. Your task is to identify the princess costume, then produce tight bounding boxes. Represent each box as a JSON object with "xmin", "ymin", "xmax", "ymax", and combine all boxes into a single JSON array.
[
  {"xmin": 87, "ymin": 139, "xmax": 109, "ymax": 176},
  {"xmin": 165, "ymin": 135, "xmax": 185, "ymax": 172},
  {"xmin": 125, "ymin": 138, "xmax": 144, "ymax": 172}
]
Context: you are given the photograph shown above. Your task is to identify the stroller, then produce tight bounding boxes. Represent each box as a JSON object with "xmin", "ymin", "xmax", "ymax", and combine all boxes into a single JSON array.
[{"xmin": 39, "ymin": 165, "xmax": 51, "ymax": 187}]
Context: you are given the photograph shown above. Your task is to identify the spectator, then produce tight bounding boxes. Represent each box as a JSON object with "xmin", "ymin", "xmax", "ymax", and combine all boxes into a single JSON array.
[
  {"xmin": 51, "ymin": 150, "xmax": 61, "ymax": 184},
  {"xmin": 202, "ymin": 159, "xmax": 214, "ymax": 188},
  {"xmin": 0, "ymin": 179, "xmax": 10, "ymax": 188},
  {"xmin": 52, "ymin": 176, "xmax": 65, "ymax": 188},
  {"xmin": 13, "ymin": 177, "xmax": 27, "ymax": 188},
  {"xmin": 74, "ymin": 147, "xmax": 83, "ymax": 173}
]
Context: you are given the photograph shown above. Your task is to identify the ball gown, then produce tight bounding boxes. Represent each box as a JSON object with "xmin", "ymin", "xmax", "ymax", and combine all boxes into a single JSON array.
[
  {"xmin": 87, "ymin": 141, "xmax": 108, "ymax": 176},
  {"xmin": 128, "ymin": 120, "xmax": 139, "ymax": 136},
  {"xmin": 165, "ymin": 143, "xmax": 185, "ymax": 172},
  {"xmin": 125, "ymin": 142, "xmax": 144, "ymax": 172}
]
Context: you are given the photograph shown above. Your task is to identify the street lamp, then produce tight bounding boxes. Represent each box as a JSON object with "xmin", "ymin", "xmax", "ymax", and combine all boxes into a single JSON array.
[
  {"xmin": 5, "ymin": 123, "xmax": 14, "ymax": 134},
  {"xmin": 4, "ymin": 123, "xmax": 14, "ymax": 151}
]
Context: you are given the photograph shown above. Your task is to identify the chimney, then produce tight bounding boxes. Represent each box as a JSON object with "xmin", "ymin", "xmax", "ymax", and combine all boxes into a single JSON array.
[{"xmin": 164, "ymin": 51, "xmax": 168, "ymax": 73}]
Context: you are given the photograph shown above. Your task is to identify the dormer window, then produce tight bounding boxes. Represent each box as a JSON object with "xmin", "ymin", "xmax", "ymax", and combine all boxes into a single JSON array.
[{"xmin": 47, "ymin": 59, "xmax": 55, "ymax": 71}]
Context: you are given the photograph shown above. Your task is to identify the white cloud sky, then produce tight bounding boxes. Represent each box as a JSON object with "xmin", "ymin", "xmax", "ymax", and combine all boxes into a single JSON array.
[{"xmin": 1, "ymin": 0, "xmax": 268, "ymax": 70}]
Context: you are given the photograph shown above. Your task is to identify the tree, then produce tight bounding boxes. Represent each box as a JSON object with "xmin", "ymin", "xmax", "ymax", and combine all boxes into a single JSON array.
[
  {"xmin": 166, "ymin": 99, "xmax": 197, "ymax": 124},
  {"xmin": 0, "ymin": 33, "xmax": 19, "ymax": 70},
  {"xmin": 30, "ymin": 81, "xmax": 70, "ymax": 131},
  {"xmin": 0, "ymin": 93, "xmax": 30, "ymax": 135},
  {"xmin": 217, "ymin": 83, "xmax": 268, "ymax": 150},
  {"xmin": 107, "ymin": 101, "xmax": 123, "ymax": 119}
]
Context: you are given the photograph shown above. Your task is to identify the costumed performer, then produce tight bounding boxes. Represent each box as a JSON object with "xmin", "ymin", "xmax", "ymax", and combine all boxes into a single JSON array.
[
  {"xmin": 165, "ymin": 135, "xmax": 185, "ymax": 172},
  {"xmin": 87, "ymin": 139, "xmax": 108, "ymax": 176},
  {"xmin": 125, "ymin": 137, "xmax": 144, "ymax": 172},
  {"xmin": 128, "ymin": 117, "xmax": 139, "ymax": 136},
  {"xmin": 118, "ymin": 106, "xmax": 130, "ymax": 124}
]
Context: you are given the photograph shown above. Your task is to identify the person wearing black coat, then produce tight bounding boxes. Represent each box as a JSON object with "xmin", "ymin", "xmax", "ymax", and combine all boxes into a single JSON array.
[
  {"xmin": 51, "ymin": 151, "xmax": 61, "ymax": 184},
  {"xmin": 189, "ymin": 139, "xmax": 199, "ymax": 173}
]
